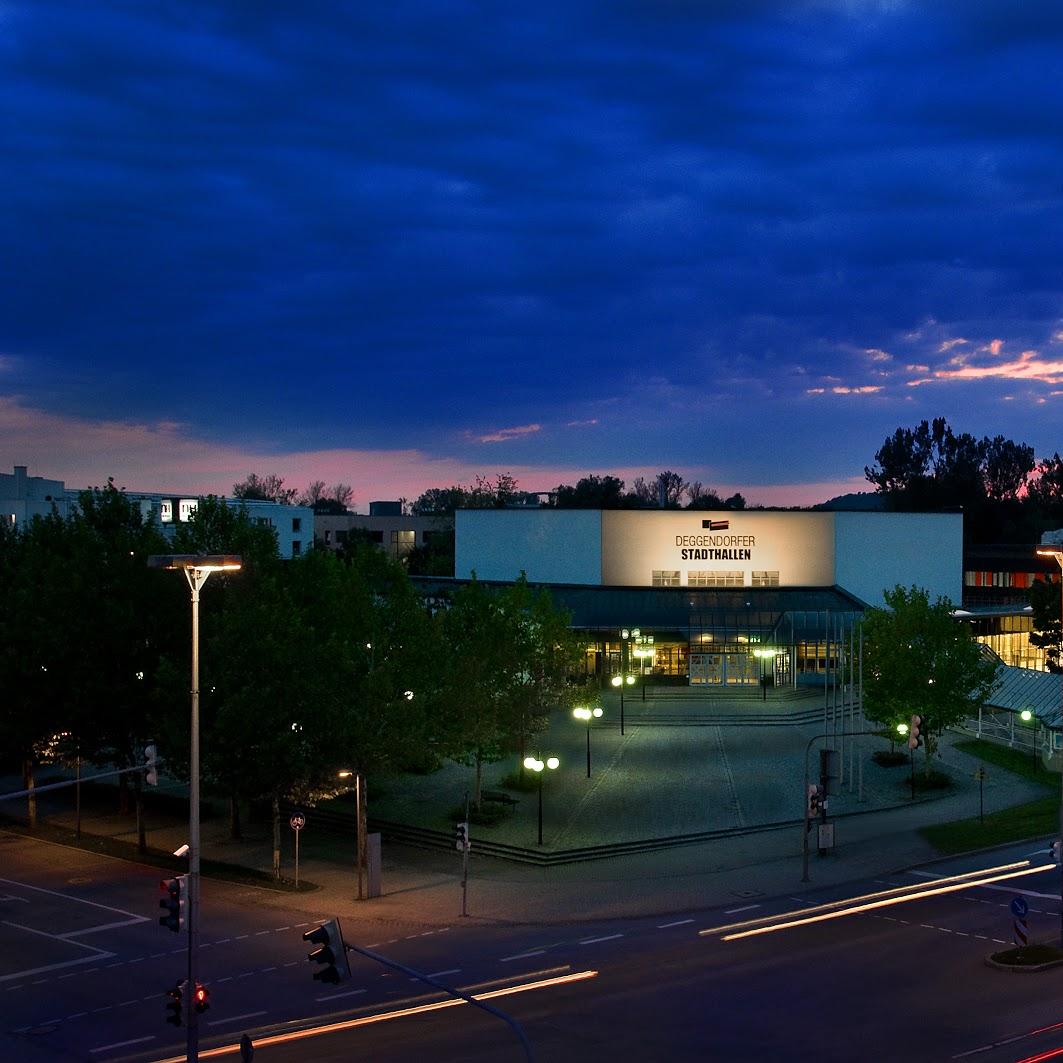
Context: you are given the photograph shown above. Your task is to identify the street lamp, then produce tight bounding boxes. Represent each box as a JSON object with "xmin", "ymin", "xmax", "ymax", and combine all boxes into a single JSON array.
[
  {"xmin": 753, "ymin": 647, "xmax": 774, "ymax": 702},
  {"xmin": 573, "ymin": 706, "xmax": 603, "ymax": 777},
  {"xmin": 633, "ymin": 633, "xmax": 654, "ymax": 699},
  {"xmin": 1036, "ymin": 546, "xmax": 1063, "ymax": 947},
  {"xmin": 1020, "ymin": 708, "xmax": 1037, "ymax": 768},
  {"xmin": 522, "ymin": 754, "xmax": 559, "ymax": 845},
  {"xmin": 611, "ymin": 672, "xmax": 636, "ymax": 735},
  {"xmin": 337, "ymin": 769, "xmax": 368, "ymax": 900},
  {"xmin": 896, "ymin": 721, "xmax": 916, "ymax": 799},
  {"xmin": 148, "ymin": 553, "xmax": 240, "ymax": 1062}
]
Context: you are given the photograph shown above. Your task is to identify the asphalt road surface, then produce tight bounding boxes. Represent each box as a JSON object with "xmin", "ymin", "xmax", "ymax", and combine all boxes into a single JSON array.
[{"xmin": 4, "ymin": 830, "xmax": 1063, "ymax": 1063}]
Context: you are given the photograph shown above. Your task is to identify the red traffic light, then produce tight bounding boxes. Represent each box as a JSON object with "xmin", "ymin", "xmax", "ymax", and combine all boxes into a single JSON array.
[{"xmin": 193, "ymin": 982, "xmax": 210, "ymax": 1013}]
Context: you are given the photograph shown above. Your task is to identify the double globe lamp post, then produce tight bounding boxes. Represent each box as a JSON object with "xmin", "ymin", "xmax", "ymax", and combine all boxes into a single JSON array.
[
  {"xmin": 573, "ymin": 705, "xmax": 603, "ymax": 777},
  {"xmin": 523, "ymin": 755, "xmax": 559, "ymax": 846}
]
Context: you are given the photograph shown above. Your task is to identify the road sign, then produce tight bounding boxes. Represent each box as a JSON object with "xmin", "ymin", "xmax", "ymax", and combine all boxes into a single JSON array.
[
  {"xmin": 1010, "ymin": 895, "xmax": 1029, "ymax": 919},
  {"xmin": 289, "ymin": 812, "xmax": 306, "ymax": 831}
]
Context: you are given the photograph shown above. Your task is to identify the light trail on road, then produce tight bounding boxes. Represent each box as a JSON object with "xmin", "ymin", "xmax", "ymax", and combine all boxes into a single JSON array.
[
  {"xmin": 719, "ymin": 862, "xmax": 1054, "ymax": 941},
  {"xmin": 699, "ymin": 859, "xmax": 1034, "ymax": 939},
  {"xmin": 150, "ymin": 968, "xmax": 599, "ymax": 1062}
]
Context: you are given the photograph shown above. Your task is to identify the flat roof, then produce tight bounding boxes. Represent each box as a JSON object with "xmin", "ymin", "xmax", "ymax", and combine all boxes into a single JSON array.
[{"xmin": 412, "ymin": 578, "xmax": 866, "ymax": 639}]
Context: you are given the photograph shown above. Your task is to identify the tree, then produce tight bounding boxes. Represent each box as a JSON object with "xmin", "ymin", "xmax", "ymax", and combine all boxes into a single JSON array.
[
  {"xmin": 298, "ymin": 480, "xmax": 327, "ymax": 506},
  {"xmin": 983, "ymin": 436, "xmax": 1036, "ymax": 502},
  {"xmin": 685, "ymin": 482, "xmax": 723, "ymax": 510},
  {"xmin": 862, "ymin": 586, "xmax": 999, "ymax": 775},
  {"xmin": 440, "ymin": 578, "xmax": 512, "ymax": 807},
  {"xmin": 437, "ymin": 574, "xmax": 581, "ymax": 806},
  {"xmin": 496, "ymin": 576, "xmax": 583, "ymax": 773},
  {"xmin": 232, "ymin": 473, "xmax": 298, "ymax": 505},
  {"xmin": 296, "ymin": 482, "xmax": 354, "ymax": 513},
  {"xmin": 0, "ymin": 513, "xmax": 81, "ymax": 826},
  {"xmin": 1028, "ymin": 454, "xmax": 1063, "ymax": 525},
  {"xmin": 405, "ymin": 526, "xmax": 455, "ymax": 577},
  {"xmin": 554, "ymin": 475, "xmax": 627, "ymax": 509},
  {"xmin": 0, "ymin": 482, "xmax": 176, "ymax": 843}
]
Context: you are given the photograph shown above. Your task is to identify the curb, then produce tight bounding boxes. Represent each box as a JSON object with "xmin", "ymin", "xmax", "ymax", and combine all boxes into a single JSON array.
[{"xmin": 984, "ymin": 953, "xmax": 1063, "ymax": 973}]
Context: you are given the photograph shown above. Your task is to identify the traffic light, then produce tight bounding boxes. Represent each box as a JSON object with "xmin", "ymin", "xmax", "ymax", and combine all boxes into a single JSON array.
[
  {"xmin": 165, "ymin": 980, "xmax": 184, "ymax": 1026},
  {"xmin": 455, "ymin": 821, "xmax": 469, "ymax": 852},
  {"xmin": 1052, "ymin": 840, "xmax": 1061, "ymax": 865},
  {"xmin": 193, "ymin": 982, "xmax": 210, "ymax": 1014},
  {"xmin": 302, "ymin": 918, "xmax": 350, "ymax": 984},
  {"xmin": 144, "ymin": 743, "xmax": 158, "ymax": 787},
  {"xmin": 159, "ymin": 875, "xmax": 186, "ymax": 933},
  {"xmin": 908, "ymin": 714, "xmax": 923, "ymax": 751}
]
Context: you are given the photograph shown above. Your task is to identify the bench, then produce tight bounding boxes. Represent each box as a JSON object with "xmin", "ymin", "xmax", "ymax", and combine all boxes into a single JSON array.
[{"xmin": 481, "ymin": 789, "xmax": 519, "ymax": 807}]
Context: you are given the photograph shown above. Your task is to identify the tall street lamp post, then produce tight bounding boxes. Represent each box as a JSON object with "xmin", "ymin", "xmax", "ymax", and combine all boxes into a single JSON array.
[
  {"xmin": 148, "ymin": 554, "xmax": 241, "ymax": 1063},
  {"xmin": 573, "ymin": 706, "xmax": 603, "ymax": 777},
  {"xmin": 523, "ymin": 755, "xmax": 559, "ymax": 845},
  {"xmin": 1036, "ymin": 547, "xmax": 1063, "ymax": 947}
]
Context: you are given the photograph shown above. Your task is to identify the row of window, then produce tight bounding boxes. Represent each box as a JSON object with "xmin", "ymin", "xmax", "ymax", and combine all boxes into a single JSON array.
[
  {"xmin": 652, "ymin": 570, "xmax": 781, "ymax": 588},
  {"xmin": 964, "ymin": 570, "xmax": 1042, "ymax": 588}
]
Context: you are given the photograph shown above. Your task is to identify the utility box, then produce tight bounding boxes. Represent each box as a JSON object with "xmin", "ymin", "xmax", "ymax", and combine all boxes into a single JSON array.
[{"xmin": 367, "ymin": 832, "xmax": 382, "ymax": 898}]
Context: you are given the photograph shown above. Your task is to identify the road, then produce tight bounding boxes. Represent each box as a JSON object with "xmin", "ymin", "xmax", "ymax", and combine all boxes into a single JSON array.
[{"xmin": 4, "ymin": 830, "xmax": 1063, "ymax": 1063}]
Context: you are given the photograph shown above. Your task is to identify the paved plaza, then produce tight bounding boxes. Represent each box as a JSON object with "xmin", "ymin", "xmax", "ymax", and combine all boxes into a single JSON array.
[{"xmin": 2, "ymin": 689, "xmax": 1052, "ymax": 930}]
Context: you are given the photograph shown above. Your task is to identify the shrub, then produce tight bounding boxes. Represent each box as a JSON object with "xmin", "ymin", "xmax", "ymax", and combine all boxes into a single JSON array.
[{"xmin": 872, "ymin": 750, "xmax": 909, "ymax": 767}]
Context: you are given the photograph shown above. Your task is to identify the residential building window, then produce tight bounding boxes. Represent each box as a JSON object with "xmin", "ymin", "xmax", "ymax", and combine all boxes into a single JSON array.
[
  {"xmin": 324, "ymin": 529, "xmax": 332, "ymax": 544},
  {"xmin": 391, "ymin": 529, "xmax": 416, "ymax": 556},
  {"xmin": 291, "ymin": 540, "xmax": 301, "ymax": 556},
  {"xmin": 652, "ymin": 570, "xmax": 681, "ymax": 587},
  {"xmin": 335, "ymin": 529, "xmax": 348, "ymax": 543},
  {"xmin": 293, "ymin": 517, "xmax": 302, "ymax": 532}
]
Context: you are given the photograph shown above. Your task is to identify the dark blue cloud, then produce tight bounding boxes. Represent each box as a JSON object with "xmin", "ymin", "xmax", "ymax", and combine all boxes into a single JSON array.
[{"xmin": 2, "ymin": 0, "xmax": 1062, "ymax": 491}]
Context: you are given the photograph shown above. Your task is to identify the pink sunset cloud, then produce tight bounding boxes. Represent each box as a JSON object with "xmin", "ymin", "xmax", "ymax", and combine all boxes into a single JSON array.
[{"xmin": 1, "ymin": 396, "xmax": 861, "ymax": 510}]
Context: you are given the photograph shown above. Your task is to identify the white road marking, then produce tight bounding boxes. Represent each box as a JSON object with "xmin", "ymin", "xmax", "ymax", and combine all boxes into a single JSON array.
[
  {"xmin": 579, "ymin": 934, "xmax": 623, "ymax": 945},
  {"xmin": 207, "ymin": 1010, "xmax": 268, "ymax": 1027},
  {"xmin": 657, "ymin": 918, "xmax": 694, "ymax": 929},
  {"xmin": 424, "ymin": 969, "xmax": 461, "ymax": 979},
  {"xmin": 0, "ymin": 877, "xmax": 148, "ymax": 923},
  {"xmin": 62, "ymin": 917, "xmax": 147, "ymax": 938},
  {"xmin": 0, "ymin": 921, "xmax": 114, "ymax": 983},
  {"xmin": 724, "ymin": 905, "xmax": 760, "ymax": 915},
  {"xmin": 317, "ymin": 988, "xmax": 367, "ymax": 1002},
  {"xmin": 90, "ymin": 1035, "xmax": 156, "ymax": 1053},
  {"xmin": 501, "ymin": 949, "xmax": 546, "ymax": 962}
]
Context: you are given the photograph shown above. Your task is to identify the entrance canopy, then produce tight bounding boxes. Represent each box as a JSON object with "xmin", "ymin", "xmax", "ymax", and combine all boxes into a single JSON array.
[{"xmin": 540, "ymin": 584, "xmax": 867, "ymax": 642}]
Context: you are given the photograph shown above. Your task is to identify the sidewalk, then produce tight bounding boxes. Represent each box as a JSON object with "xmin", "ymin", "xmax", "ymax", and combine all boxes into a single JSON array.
[{"xmin": 3, "ymin": 703, "xmax": 1052, "ymax": 934}]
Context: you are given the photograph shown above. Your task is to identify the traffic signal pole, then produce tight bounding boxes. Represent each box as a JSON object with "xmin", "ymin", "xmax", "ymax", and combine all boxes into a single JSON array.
[{"xmin": 801, "ymin": 730, "xmax": 882, "ymax": 883}]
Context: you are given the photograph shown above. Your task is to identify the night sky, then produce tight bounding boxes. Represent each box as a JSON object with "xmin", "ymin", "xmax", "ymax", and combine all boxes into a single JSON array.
[{"xmin": 3, "ymin": 1, "xmax": 1062, "ymax": 507}]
